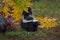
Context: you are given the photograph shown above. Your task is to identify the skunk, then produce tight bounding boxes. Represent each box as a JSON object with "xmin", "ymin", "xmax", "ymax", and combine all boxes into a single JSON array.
[{"xmin": 21, "ymin": 7, "xmax": 40, "ymax": 32}]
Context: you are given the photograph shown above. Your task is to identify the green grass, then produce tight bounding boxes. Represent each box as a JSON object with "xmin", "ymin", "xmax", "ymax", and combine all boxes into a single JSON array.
[
  {"xmin": 32, "ymin": 0, "xmax": 60, "ymax": 18},
  {"xmin": 5, "ymin": 31, "xmax": 36, "ymax": 38},
  {"xmin": 0, "ymin": 31, "xmax": 38, "ymax": 40},
  {"xmin": 0, "ymin": 28, "xmax": 59, "ymax": 40}
]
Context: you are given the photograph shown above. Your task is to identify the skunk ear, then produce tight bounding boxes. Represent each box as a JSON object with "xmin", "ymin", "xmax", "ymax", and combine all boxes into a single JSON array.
[
  {"xmin": 28, "ymin": 7, "xmax": 32, "ymax": 15},
  {"xmin": 22, "ymin": 11, "xmax": 28, "ymax": 16},
  {"xmin": 22, "ymin": 7, "xmax": 33, "ymax": 16}
]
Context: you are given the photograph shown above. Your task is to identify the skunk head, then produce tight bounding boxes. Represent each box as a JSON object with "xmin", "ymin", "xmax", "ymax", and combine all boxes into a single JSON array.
[{"xmin": 22, "ymin": 7, "xmax": 33, "ymax": 20}]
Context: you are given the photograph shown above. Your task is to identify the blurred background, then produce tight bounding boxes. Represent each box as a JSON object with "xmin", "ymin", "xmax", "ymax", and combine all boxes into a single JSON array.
[{"xmin": 0, "ymin": 0, "xmax": 60, "ymax": 40}]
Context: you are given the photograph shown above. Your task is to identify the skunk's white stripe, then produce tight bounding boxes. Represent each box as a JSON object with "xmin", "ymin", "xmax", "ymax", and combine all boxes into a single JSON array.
[
  {"xmin": 22, "ymin": 19, "xmax": 38, "ymax": 23},
  {"xmin": 22, "ymin": 15, "xmax": 38, "ymax": 23},
  {"xmin": 22, "ymin": 19, "xmax": 33, "ymax": 23}
]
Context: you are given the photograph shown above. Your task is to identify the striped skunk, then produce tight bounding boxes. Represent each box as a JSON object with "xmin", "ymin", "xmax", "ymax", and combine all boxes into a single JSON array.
[{"xmin": 21, "ymin": 7, "xmax": 40, "ymax": 32}]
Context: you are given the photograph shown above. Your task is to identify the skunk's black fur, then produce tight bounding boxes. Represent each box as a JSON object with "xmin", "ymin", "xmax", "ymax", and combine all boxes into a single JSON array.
[{"xmin": 21, "ymin": 7, "xmax": 40, "ymax": 32}]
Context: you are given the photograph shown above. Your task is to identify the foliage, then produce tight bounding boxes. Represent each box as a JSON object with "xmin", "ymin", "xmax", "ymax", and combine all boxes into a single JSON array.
[
  {"xmin": 0, "ymin": 0, "xmax": 32, "ymax": 23},
  {"xmin": 0, "ymin": 0, "xmax": 57, "ymax": 29},
  {"xmin": 35, "ymin": 16, "xmax": 57, "ymax": 29}
]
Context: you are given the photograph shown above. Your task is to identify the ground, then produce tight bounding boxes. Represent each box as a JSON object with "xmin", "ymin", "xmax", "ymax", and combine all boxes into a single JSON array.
[{"xmin": 0, "ymin": 0, "xmax": 60, "ymax": 40}]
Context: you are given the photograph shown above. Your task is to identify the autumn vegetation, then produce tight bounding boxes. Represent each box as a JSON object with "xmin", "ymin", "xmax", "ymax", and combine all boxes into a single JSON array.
[{"xmin": 0, "ymin": 0, "xmax": 60, "ymax": 40}]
